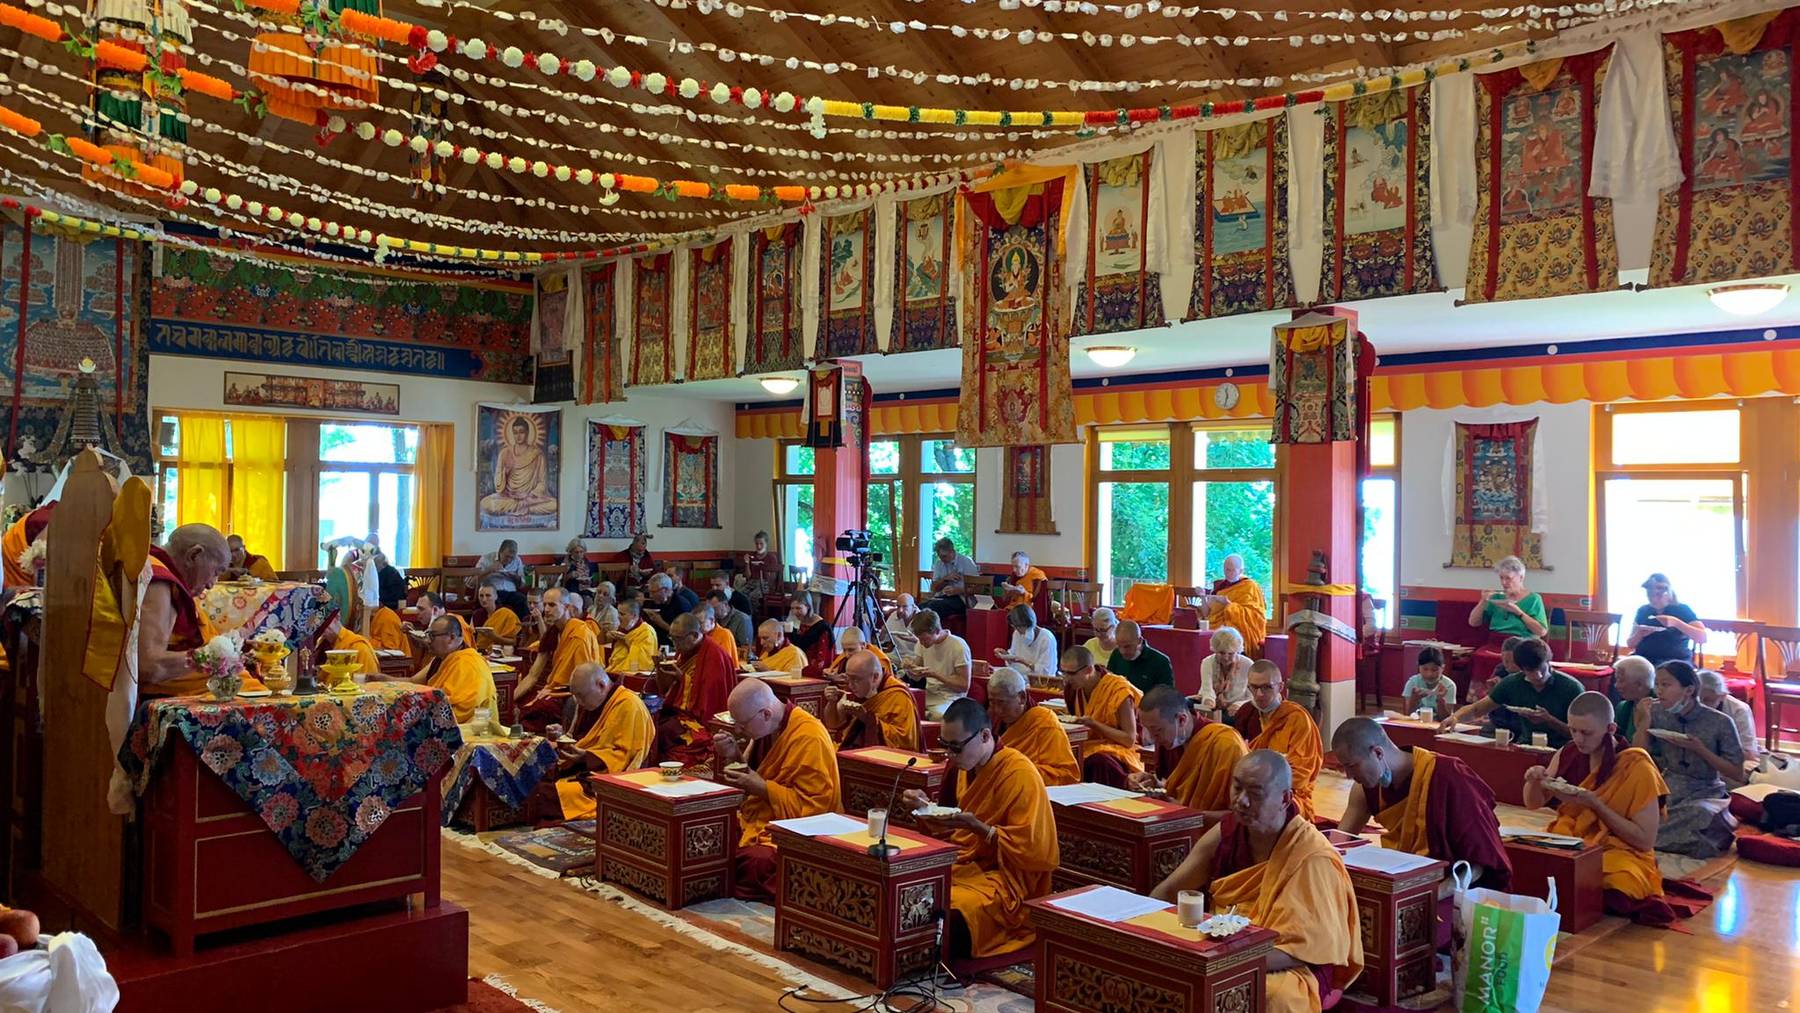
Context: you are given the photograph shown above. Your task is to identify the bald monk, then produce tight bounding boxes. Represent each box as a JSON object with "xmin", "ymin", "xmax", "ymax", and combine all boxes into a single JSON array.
[
  {"xmin": 224, "ymin": 534, "xmax": 278, "ymax": 582},
  {"xmin": 1, "ymin": 502, "xmax": 53, "ymax": 587},
  {"xmin": 517, "ymin": 590, "xmax": 599, "ymax": 727},
  {"xmin": 323, "ymin": 613, "xmax": 380, "ymax": 675},
  {"xmin": 823, "ymin": 650, "xmax": 920, "ymax": 751},
  {"xmin": 1234, "ymin": 661, "xmax": 1322, "ymax": 820},
  {"xmin": 1060, "ymin": 644, "xmax": 1142, "ymax": 787},
  {"xmin": 605, "ymin": 599, "xmax": 659, "ymax": 673},
  {"xmin": 475, "ymin": 584, "xmax": 522, "ymax": 652},
  {"xmin": 986, "ymin": 666, "xmax": 1079, "ymax": 786},
  {"xmin": 369, "ymin": 599, "xmax": 410, "ymax": 654},
  {"xmin": 822, "ymin": 627, "xmax": 895, "ymax": 682},
  {"xmin": 715, "ymin": 679, "xmax": 841, "ymax": 901},
  {"xmin": 535, "ymin": 662, "xmax": 654, "ymax": 820},
  {"xmin": 1154, "ymin": 751, "xmax": 1364, "ymax": 1013},
  {"xmin": 652, "ymin": 612, "xmax": 737, "ymax": 765},
  {"xmin": 752, "ymin": 619, "xmax": 806, "ymax": 676},
  {"xmin": 1132, "ymin": 684, "xmax": 1246, "ymax": 818},
  {"xmin": 1526, "ymin": 691, "xmax": 1703, "ymax": 926},
  {"xmin": 139, "ymin": 524, "xmax": 267, "ymax": 696},
  {"xmin": 904, "ymin": 698, "xmax": 1058, "ymax": 961},
  {"xmin": 1205, "ymin": 553, "xmax": 1267, "ymax": 655},
  {"xmin": 403, "ymin": 615, "xmax": 498, "ymax": 723}
]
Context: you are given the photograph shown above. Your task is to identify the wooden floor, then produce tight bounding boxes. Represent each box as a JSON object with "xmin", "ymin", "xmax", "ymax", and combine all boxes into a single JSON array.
[{"xmin": 444, "ymin": 772, "xmax": 1800, "ymax": 1013}]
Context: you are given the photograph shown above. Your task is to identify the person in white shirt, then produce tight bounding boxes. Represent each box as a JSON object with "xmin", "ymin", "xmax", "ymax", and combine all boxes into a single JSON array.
[
  {"xmin": 884, "ymin": 592, "xmax": 922, "ymax": 663},
  {"xmin": 906, "ymin": 606, "xmax": 971, "ymax": 720},
  {"xmin": 1197, "ymin": 625, "xmax": 1252, "ymax": 715},
  {"xmin": 1082, "ymin": 607, "xmax": 1120, "ymax": 670},
  {"xmin": 996, "ymin": 603, "xmax": 1056, "ymax": 679},
  {"xmin": 1698, "ymin": 668, "xmax": 1762, "ymax": 772}
]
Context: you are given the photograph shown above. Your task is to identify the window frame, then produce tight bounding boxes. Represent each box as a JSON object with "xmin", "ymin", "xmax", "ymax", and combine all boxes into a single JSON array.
[{"xmin": 1361, "ymin": 413, "xmax": 1402, "ymax": 630}]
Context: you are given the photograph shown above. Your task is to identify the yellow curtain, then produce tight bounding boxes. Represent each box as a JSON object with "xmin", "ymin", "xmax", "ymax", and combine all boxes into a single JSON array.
[
  {"xmin": 176, "ymin": 413, "xmax": 226, "ymax": 529},
  {"xmin": 412, "ymin": 423, "xmax": 454, "ymax": 569},
  {"xmin": 228, "ymin": 415, "xmax": 286, "ymax": 569}
]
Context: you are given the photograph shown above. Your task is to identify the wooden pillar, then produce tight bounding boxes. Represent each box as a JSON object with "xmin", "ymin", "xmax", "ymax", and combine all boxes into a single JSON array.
[{"xmin": 811, "ymin": 361, "xmax": 868, "ymax": 630}]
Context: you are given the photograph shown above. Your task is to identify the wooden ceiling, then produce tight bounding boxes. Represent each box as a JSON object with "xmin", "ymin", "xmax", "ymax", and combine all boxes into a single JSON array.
[{"xmin": 0, "ymin": 0, "xmax": 1590, "ymax": 259}]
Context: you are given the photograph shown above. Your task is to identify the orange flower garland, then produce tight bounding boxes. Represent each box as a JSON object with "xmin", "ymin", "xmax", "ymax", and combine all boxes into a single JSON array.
[
  {"xmin": 0, "ymin": 106, "xmax": 40, "ymax": 136},
  {"xmin": 94, "ymin": 39, "xmax": 148, "ymax": 72},
  {"xmin": 0, "ymin": 2, "xmax": 59, "ymax": 42}
]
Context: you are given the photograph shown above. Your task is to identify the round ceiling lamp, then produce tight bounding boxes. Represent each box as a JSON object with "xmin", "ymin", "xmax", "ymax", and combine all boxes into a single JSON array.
[
  {"xmin": 1708, "ymin": 282, "xmax": 1789, "ymax": 316},
  {"xmin": 1085, "ymin": 346, "xmax": 1137, "ymax": 369},
  {"xmin": 758, "ymin": 375, "xmax": 802, "ymax": 395}
]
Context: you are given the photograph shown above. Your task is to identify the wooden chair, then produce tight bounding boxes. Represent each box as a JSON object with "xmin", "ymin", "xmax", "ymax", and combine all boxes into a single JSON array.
[
  {"xmin": 1057, "ymin": 580, "xmax": 1104, "ymax": 646},
  {"xmin": 1170, "ymin": 585, "xmax": 1206, "ymax": 630},
  {"xmin": 1695, "ymin": 618, "xmax": 1765, "ymax": 729},
  {"xmin": 1759, "ymin": 624, "xmax": 1800, "ymax": 750},
  {"xmin": 404, "ymin": 567, "xmax": 442, "ymax": 600},
  {"xmin": 1559, "ymin": 609, "xmax": 1621, "ymax": 664},
  {"xmin": 533, "ymin": 565, "xmax": 569, "ymax": 590},
  {"xmin": 439, "ymin": 566, "xmax": 480, "ymax": 609}
]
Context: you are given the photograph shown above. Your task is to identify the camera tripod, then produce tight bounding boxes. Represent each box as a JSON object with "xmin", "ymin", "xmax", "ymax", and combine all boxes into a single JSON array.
[{"xmin": 831, "ymin": 556, "xmax": 886, "ymax": 642}]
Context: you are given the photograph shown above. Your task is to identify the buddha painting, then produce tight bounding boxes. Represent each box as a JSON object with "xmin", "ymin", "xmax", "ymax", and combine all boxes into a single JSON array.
[{"xmin": 478, "ymin": 409, "xmax": 560, "ymax": 529}]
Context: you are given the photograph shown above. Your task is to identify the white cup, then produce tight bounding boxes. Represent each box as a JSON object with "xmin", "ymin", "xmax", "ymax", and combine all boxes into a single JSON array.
[
  {"xmin": 1412, "ymin": 709, "xmax": 1430, "ymax": 722},
  {"xmin": 1178, "ymin": 890, "xmax": 1207, "ymax": 928},
  {"xmin": 867, "ymin": 808, "xmax": 889, "ymax": 839},
  {"xmin": 473, "ymin": 708, "xmax": 492, "ymax": 727},
  {"xmin": 1493, "ymin": 728, "xmax": 1513, "ymax": 747},
  {"xmin": 1532, "ymin": 732, "xmax": 1549, "ymax": 747},
  {"xmin": 659, "ymin": 761, "xmax": 684, "ymax": 781}
]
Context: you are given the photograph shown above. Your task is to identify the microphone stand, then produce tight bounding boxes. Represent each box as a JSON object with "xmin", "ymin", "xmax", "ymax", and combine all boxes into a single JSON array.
[{"xmin": 867, "ymin": 755, "xmax": 918, "ymax": 859}]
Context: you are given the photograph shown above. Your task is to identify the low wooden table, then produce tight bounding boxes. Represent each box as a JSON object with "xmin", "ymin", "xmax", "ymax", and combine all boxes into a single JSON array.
[
  {"xmin": 965, "ymin": 607, "xmax": 1010, "ymax": 668},
  {"xmin": 491, "ymin": 666, "xmax": 521, "ymax": 726},
  {"xmin": 836, "ymin": 746, "xmax": 948, "ymax": 828},
  {"xmin": 1336, "ymin": 848, "xmax": 1447, "ymax": 1009},
  {"xmin": 743, "ymin": 673, "xmax": 828, "ymax": 717},
  {"xmin": 1028, "ymin": 885, "xmax": 1279, "ymax": 1013},
  {"xmin": 376, "ymin": 649, "xmax": 413, "ymax": 680},
  {"xmin": 1505, "ymin": 838, "xmax": 1605, "ymax": 932},
  {"xmin": 772, "ymin": 823, "xmax": 957, "ymax": 988},
  {"xmin": 1380, "ymin": 719, "xmax": 1550, "ymax": 806},
  {"xmin": 1051, "ymin": 796, "xmax": 1207, "ymax": 895},
  {"xmin": 1555, "ymin": 661, "xmax": 1615, "ymax": 696},
  {"xmin": 592, "ymin": 769, "xmax": 743, "ymax": 908}
]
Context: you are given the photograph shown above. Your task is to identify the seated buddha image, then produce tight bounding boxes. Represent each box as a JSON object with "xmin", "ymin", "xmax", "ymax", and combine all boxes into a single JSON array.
[{"xmin": 480, "ymin": 415, "xmax": 558, "ymax": 517}]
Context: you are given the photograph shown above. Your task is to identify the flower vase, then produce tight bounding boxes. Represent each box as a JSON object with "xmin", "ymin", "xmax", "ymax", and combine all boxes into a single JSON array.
[{"xmin": 206, "ymin": 670, "xmax": 244, "ymax": 701}]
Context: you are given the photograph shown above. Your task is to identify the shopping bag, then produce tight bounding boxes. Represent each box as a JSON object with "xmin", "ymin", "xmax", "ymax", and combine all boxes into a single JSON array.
[
  {"xmin": 0, "ymin": 932, "xmax": 119, "ymax": 1013},
  {"xmin": 1450, "ymin": 861, "xmax": 1560, "ymax": 1013}
]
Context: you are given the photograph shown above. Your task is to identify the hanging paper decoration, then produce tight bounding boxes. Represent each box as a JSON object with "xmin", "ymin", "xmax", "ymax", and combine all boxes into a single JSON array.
[
  {"xmin": 1651, "ymin": 10, "xmax": 1799, "ymax": 288},
  {"xmin": 820, "ymin": 208, "xmax": 878, "ymax": 358},
  {"xmin": 1321, "ymin": 87, "xmax": 1440, "ymax": 301},
  {"xmin": 662, "ymin": 431, "xmax": 719, "ymax": 529},
  {"xmin": 584, "ymin": 421, "xmax": 644, "ymax": 539},
  {"xmin": 889, "ymin": 193, "xmax": 957, "ymax": 353},
  {"xmin": 744, "ymin": 222, "xmax": 805, "ymax": 374},
  {"xmin": 958, "ymin": 175, "xmax": 1075, "ymax": 448},
  {"xmin": 248, "ymin": 0, "xmax": 381, "ymax": 126},
  {"xmin": 1270, "ymin": 314, "xmax": 1358, "ymax": 444},
  {"xmin": 1448, "ymin": 419, "xmax": 1546, "ymax": 569},
  {"xmin": 1191, "ymin": 117, "xmax": 1296, "ymax": 319},
  {"xmin": 87, "ymin": 0, "xmax": 192, "ymax": 192},
  {"xmin": 997, "ymin": 446, "xmax": 1056, "ymax": 535},
  {"xmin": 631, "ymin": 252, "xmax": 674, "ymax": 386},
  {"xmin": 474, "ymin": 403, "xmax": 561, "ymax": 531},
  {"xmin": 579, "ymin": 262, "xmax": 622, "ymax": 404},
  {"xmin": 1465, "ymin": 49, "xmax": 1619, "ymax": 304},
  {"xmin": 1075, "ymin": 151, "xmax": 1164, "ymax": 335},
  {"xmin": 407, "ymin": 89, "xmax": 450, "ymax": 194},
  {"xmin": 686, "ymin": 239, "xmax": 734, "ymax": 381}
]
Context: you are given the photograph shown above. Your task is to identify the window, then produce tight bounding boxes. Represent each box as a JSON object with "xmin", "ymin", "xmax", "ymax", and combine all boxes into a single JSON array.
[
  {"xmin": 1361, "ymin": 416, "xmax": 1400, "ymax": 629},
  {"xmin": 775, "ymin": 440, "xmax": 816, "ymax": 574},
  {"xmin": 1190, "ymin": 424, "xmax": 1276, "ymax": 599},
  {"xmin": 918, "ymin": 437, "xmax": 976, "ymax": 586},
  {"xmin": 1094, "ymin": 429, "xmax": 1174, "ymax": 603},
  {"xmin": 315, "ymin": 422, "xmax": 419, "ymax": 567},
  {"xmin": 866, "ymin": 440, "xmax": 903, "ymax": 583}
]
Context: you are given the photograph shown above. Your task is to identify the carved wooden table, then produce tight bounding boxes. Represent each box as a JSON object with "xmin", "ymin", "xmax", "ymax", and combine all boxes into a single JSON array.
[
  {"xmin": 742, "ymin": 673, "xmax": 828, "ymax": 717},
  {"xmin": 771, "ymin": 823, "xmax": 957, "ymax": 988},
  {"xmin": 1050, "ymin": 795, "xmax": 1207, "ymax": 895},
  {"xmin": 1379, "ymin": 719, "xmax": 1549, "ymax": 806},
  {"xmin": 1505, "ymin": 838, "xmax": 1605, "ymax": 932},
  {"xmin": 836, "ymin": 746, "xmax": 948, "ymax": 829},
  {"xmin": 1028, "ymin": 886, "xmax": 1278, "ymax": 1013},
  {"xmin": 1336, "ymin": 848, "xmax": 1447, "ymax": 1009},
  {"xmin": 592, "ymin": 769, "xmax": 742, "ymax": 909},
  {"xmin": 491, "ymin": 666, "xmax": 520, "ymax": 727}
]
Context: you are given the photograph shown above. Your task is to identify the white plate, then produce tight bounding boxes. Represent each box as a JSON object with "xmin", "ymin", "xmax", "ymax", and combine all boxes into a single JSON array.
[
  {"xmin": 1646, "ymin": 728, "xmax": 1691, "ymax": 742},
  {"xmin": 913, "ymin": 805, "xmax": 961, "ymax": 819},
  {"xmin": 236, "ymin": 689, "xmax": 272, "ymax": 698},
  {"xmin": 1504, "ymin": 705, "xmax": 1539, "ymax": 713}
]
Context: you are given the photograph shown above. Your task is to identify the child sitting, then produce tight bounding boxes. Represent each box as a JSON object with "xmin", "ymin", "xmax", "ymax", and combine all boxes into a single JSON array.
[
  {"xmin": 1465, "ymin": 634, "xmax": 1521, "ymax": 703},
  {"xmin": 1403, "ymin": 646, "xmax": 1458, "ymax": 717}
]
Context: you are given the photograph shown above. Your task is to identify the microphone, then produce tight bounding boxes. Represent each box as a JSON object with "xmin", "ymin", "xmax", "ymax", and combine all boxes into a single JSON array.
[{"xmin": 869, "ymin": 755, "xmax": 919, "ymax": 859}]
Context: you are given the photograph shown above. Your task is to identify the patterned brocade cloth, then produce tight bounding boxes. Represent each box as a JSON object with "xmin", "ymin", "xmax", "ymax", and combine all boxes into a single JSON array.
[
  {"xmin": 201, "ymin": 580, "xmax": 334, "ymax": 644},
  {"xmin": 442, "ymin": 734, "xmax": 559, "ymax": 826},
  {"xmin": 118, "ymin": 684, "xmax": 463, "ymax": 882}
]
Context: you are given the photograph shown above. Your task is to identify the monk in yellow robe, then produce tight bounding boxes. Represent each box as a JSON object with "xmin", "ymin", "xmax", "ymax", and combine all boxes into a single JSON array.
[
  {"xmin": 997, "ymin": 551, "xmax": 1048, "ymax": 609},
  {"xmin": 517, "ymin": 590, "xmax": 599, "ymax": 728},
  {"xmin": 653, "ymin": 612, "xmax": 738, "ymax": 765},
  {"xmin": 1154, "ymin": 751, "xmax": 1364, "ymax": 1013},
  {"xmin": 369, "ymin": 603, "xmax": 409, "ymax": 655},
  {"xmin": 716, "ymin": 679, "xmax": 841, "ymax": 901},
  {"xmin": 1233, "ymin": 661, "xmax": 1322, "ymax": 821},
  {"xmin": 698, "ymin": 602, "xmax": 737, "ymax": 658},
  {"xmin": 225, "ymin": 534, "xmax": 279, "ymax": 582},
  {"xmin": 822, "ymin": 627, "xmax": 895, "ymax": 682},
  {"xmin": 605, "ymin": 600, "xmax": 660, "ymax": 673},
  {"xmin": 752, "ymin": 619, "xmax": 806, "ymax": 676},
  {"xmin": 403, "ymin": 615, "xmax": 498, "ymax": 723},
  {"xmin": 905, "ymin": 698, "xmax": 1058, "ymax": 960},
  {"xmin": 325, "ymin": 615, "xmax": 380, "ymax": 675},
  {"xmin": 480, "ymin": 414, "xmax": 558, "ymax": 516},
  {"xmin": 139, "ymin": 524, "xmax": 268, "ymax": 696},
  {"xmin": 474, "ymin": 585, "xmax": 522, "ymax": 652},
  {"xmin": 1133, "ymin": 684, "xmax": 1246, "ymax": 817},
  {"xmin": 1, "ymin": 502, "xmax": 53, "ymax": 588},
  {"xmin": 1061, "ymin": 644, "xmax": 1143, "ymax": 786},
  {"xmin": 986, "ymin": 666, "xmax": 1080, "ymax": 786},
  {"xmin": 824, "ymin": 650, "xmax": 919, "ymax": 751},
  {"xmin": 1205, "ymin": 554, "xmax": 1267, "ymax": 655},
  {"xmin": 537, "ymin": 662, "xmax": 654, "ymax": 820}
]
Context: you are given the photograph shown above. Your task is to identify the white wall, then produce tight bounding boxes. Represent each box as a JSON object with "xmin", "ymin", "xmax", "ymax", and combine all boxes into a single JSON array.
[
  {"xmin": 1397, "ymin": 400, "xmax": 1592, "ymax": 595},
  {"xmin": 973, "ymin": 443, "xmax": 1085, "ymax": 567},
  {"xmin": 735, "ymin": 436, "xmax": 778, "ymax": 545}
]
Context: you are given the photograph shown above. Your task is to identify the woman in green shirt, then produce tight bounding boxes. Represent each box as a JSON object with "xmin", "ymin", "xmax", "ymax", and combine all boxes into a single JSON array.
[{"xmin": 1468, "ymin": 555, "xmax": 1549, "ymax": 686}]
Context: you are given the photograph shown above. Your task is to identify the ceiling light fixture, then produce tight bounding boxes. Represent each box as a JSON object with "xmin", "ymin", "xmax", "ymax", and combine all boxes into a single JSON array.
[
  {"xmin": 1708, "ymin": 282, "xmax": 1789, "ymax": 316},
  {"xmin": 759, "ymin": 375, "xmax": 802, "ymax": 395},
  {"xmin": 1084, "ymin": 345, "xmax": 1137, "ymax": 369}
]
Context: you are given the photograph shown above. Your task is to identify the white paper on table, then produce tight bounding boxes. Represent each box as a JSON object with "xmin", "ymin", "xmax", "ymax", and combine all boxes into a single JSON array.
[
  {"xmin": 1435, "ymin": 732, "xmax": 1494, "ymax": 746},
  {"xmin": 1046, "ymin": 885, "xmax": 1170, "ymax": 923},
  {"xmin": 1044, "ymin": 783, "xmax": 1143, "ymax": 806},
  {"xmin": 641, "ymin": 780, "xmax": 727, "ymax": 799},
  {"xmin": 770, "ymin": 812, "xmax": 868, "ymax": 836},
  {"xmin": 1732, "ymin": 782, "xmax": 1800, "ymax": 802},
  {"xmin": 971, "ymin": 595, "xmax": 996, "ymax": 611},
  {"xmin": 1339, "ymin": 846, "xmax": 1443, "ymax": 875},
  {"xmin": 1499, "ymin": 827, "xmax": 1585, "ymax": 847}
]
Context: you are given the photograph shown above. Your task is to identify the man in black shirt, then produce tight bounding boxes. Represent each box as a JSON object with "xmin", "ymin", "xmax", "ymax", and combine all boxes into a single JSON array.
[
  {"xmin": 709, "ymin": 570, "xmax": 754, "ymax": 618},
  {"xmin": 645, "ymin": 572, "xmax": 700, "ymax": 647}
]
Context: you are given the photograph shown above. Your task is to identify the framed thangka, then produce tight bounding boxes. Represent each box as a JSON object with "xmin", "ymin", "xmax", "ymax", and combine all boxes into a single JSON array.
[
  {"xmin": 1321, "ymin": 88, "xmax": 1439, "ymax": 301},
  {"xmin": 1651, "ymin": 10, "xmax": 1799, "ymax": 288},
  {"xmin": 662, "ymin": 431, "xmax": 720, "ymax": 529},
  {"xmin": 745, "ymin": 222, "xmax": 805, "ymax": 374},
  {"xmin": 584, "ymin": 420, "xmax": 644, "ymax": 539},
  {"xmin": 1075, "ymin": 151, "xmax": 1164, "ymax": 335},
  {"xmin": 686, "ymin": 239, "xmax": 733, "ymax": 382},
  {"xmin": 1448, "ymin": 418, "xmax": 1545, "ymax": 569},
  {"xmin": 1465, "ymin": 49, "xmax": 1619, "ymax": 304},
  {"xmin": 475, "ymin": 403, "xmax": 561, "ymax": 531},
  {"xmin": 1269, "ymin": 314, "xmax": 1357, "ymax": 445},
  {"xmin": 533, "ymin": 269, "xmax": 570, "ymax": 365},
  {"xmin": 889, "ymin": 193, "xmax": 957, "ymax": 352},
  {"xmin": 1191, "ymin": 118, "xmax": 1296, "ymax": 319},
  {"xmin": 579, "ymin": 262, "xmax": 621, "ymax": 405},
  {"xmin": 997, "ymin": 446, "xmax": 1056, "ymax": 535},
  {"xmin": 957, "ymin": 176, "xmax": 1075, "ymax": 448},
  {"xmin": 631, "ymin": 252, "xmax": 674, "ymax": 385},
  {"xmin": 820, "ymin": 208, "xmax": 877, "ymax": 357}
]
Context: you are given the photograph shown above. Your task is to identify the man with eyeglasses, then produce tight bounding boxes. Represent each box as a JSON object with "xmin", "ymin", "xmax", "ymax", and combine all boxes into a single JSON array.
[
  {"xmin": 902, "ymin": 698, "xmax": 1057, "ymax": 963},
  {"xmin": 1234, "ymin": 660, "xmax": 1323, "ymax": 821},
  {"xmin": 397, "ymin": 615, "xmax": 498, "ymax": 724},
  {"xmin": 1061, "ymin": 645, "xmax": 1144, "ymax": 788}
]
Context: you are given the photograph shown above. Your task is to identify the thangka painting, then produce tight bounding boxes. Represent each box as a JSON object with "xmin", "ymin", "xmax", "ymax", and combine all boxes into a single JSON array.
[
  {"xmin": 1651, "ymin": 10, "xmax": 1799, "ymax": 287},
  {"xmin": 584, "ymin": 421, "xmax": 644, "ymax": 539},
  {"xmin": 744, "ymin": 222, "xmax": 805, "ymax": 374},
  {"xmin": 820, "ymin": 208, "xmax": 877, "ymax": 357},
  {"xmin": 1449, "ymin": 418, "xmax": 1545, "ymax": 569},
  {"xmin": 1191, "ymin": 118, "xmax": 1296, "ymax": 319},
  {"xmin": 1322, "ymin": 87, "xmax": 1440, "ymax": 301},
  {"xmin": 475, "ymin": 403, "xmax": 561, "ymax": 531},
  {"xmin": 662, "ymin": 432, "xmax": 719, "ymax": 529},
  {"xmin": 890, "ymin": 193, "xmax": 957, "ymax": 352},
  {"xmin": 579, "ymin": 262, "xmax": 622, "ymax": 405},
  {"xmin": 1465, "ymin": 49, "xmax": 1619, "ymax": 304},
  {"xmin": 957, "ymin": 176, "xmax": 1075, "ymax": 448},
  {"xmin": 997, "ymin": 445, "xmax": 1056, "ymax": 534},
  {"xmin": 686, "ymin": 239, "xmax": 733, "ymax": 382},
  {"xmin": 1269, "ymin": 315, "xmax": 1357, "ymax": 444},
  {"xmin": 631, "ymin": 253, "xmax": 674, "ymax": 386},
  {"xmin": 534, "ymin": 270, "xmax": 570, "ymax": 366},
  {"xmin": 0, "ymin": 223, "xmax": 152, "ymax": 474},
  {"xmin": 1075, "ymin": 151, "xmax": 1165, "ymax": 335}
]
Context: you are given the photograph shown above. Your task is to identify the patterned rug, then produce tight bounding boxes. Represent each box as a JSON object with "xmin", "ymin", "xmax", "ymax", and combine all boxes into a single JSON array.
[
  {"xmin": 486, "ymin": 823, "xmax": 596, "ymax": 876},
  {"xmin": 437, "ymin": 976, "xmax": 561, "ymax": 1012}
]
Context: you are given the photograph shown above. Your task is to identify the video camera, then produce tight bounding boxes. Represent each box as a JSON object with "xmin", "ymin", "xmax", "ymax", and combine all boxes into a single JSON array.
[{"xmin": 835, "ymin": 529, "xmax": 883, "ymax": 569}]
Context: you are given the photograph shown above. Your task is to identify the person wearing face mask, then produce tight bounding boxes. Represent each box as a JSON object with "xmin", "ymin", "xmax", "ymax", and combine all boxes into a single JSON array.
[
  {"xmin": 1636, "ymin": 660, "xmax": 1744, "ymax": 859},
  {"xmin": 1233, "ymin": 661, "xmax": 1323, "ymax": 821}
]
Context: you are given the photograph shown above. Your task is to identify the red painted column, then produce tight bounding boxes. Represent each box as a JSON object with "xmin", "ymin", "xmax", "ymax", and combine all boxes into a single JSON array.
[{"xmin": 811, "ymin": 360, "xmax": 867, "ymax": 629}]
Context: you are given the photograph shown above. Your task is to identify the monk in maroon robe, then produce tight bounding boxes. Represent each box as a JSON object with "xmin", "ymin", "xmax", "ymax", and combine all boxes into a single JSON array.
[{"xmin": 653, "ymin": 613, "xmax": 738, "ymax": 766}]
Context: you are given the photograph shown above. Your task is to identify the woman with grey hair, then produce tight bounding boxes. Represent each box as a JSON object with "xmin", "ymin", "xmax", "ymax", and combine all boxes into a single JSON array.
[
  {"xmin": 1696, "ymin": 668, "xmax": 1761, "ymax": 768},
  {"xmin": 1082, "ymin": 607, "xmax": 1120, "ymax": 669},
  {"xmin": 1198, "ymin": 626, "xmax": 1251, "ymax": 715},
  {"xmin": 1468, "ymin": 555, "xmax": 1548, "ymax": 686}
]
